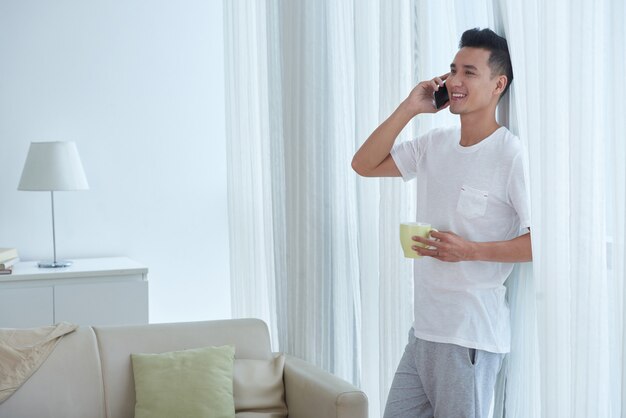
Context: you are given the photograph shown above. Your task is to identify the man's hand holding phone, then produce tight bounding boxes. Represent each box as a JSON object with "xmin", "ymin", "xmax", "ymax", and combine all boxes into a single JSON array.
[{"xmin": 402, "ymin": 73, "xmax": 450, "ymax": 116}]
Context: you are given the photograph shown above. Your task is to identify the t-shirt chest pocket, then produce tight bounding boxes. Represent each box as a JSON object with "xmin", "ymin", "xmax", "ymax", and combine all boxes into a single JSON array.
[{"xmin": 456, "ymin": 185, "xmax": 489, "ymax": 219}]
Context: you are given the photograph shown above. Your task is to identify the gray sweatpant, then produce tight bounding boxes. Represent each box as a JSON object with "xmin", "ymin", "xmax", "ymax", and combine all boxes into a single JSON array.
[{"xmin": 383, "ymin": 329, "xmax": 505, "ymax": 418}]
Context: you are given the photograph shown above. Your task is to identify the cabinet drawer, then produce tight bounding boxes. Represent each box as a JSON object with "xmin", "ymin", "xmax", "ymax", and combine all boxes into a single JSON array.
[
  {"xmin": 0, "ymin": 287, "xmax": 53, "ymax": 328},
  {"xmin": 54, "ymin": 280, "xmax": 148, "ymax": 326}
]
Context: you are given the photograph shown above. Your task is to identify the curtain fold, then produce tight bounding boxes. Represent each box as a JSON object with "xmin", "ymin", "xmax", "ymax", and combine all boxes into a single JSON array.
[
  {"xmin": 224, "ymin": 1, "xmax": 280, "ymax": 348},
  {"xmin": 534, "ymin": 0, "xmax": 614, "ymax": 416},
  {"xmin": 609, "ymin": 3, "xmax": 626, "ymax": 416},
  {"xmin": 353, "ymin": 0, "xmax": 382, "ymax": 413},
  {"xmin": 569, "ymin": 3, "xmax": 611, "ymax": 415},
  {"xmin": 280, "ymin": 0, "xmax": 362, "ymax": 383},
  {"xmin": 226, "ymin": 0, "xmax": 363, "ymax": 385},
  {"xmin": 376, "ymin": 2, "xmax": 415, "ymax": 411}
]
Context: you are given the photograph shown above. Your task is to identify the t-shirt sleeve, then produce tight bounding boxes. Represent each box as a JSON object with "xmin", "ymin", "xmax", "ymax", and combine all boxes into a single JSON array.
[
  {"xmin": 507, "ymin": 152, "xmax": 531, "ymax": 230},
  {"xmin": 390, "ymin": 136, "xmax": 422, "ymax": 182}
]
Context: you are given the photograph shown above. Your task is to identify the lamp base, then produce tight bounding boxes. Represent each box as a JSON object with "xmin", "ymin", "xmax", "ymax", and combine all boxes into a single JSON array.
[{"xmin": 38, "ymin": 260, "xmax": 73, "ymax": 268}]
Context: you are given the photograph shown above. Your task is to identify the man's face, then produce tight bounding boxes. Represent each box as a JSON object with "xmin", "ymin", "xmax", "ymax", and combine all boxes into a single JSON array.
[{"xmin": 446, "ymin": 47, "xmax": 501, "ymax": 115}]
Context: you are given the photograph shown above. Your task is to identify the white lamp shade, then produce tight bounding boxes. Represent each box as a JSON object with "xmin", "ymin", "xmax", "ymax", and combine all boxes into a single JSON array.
[{"xmin": 18, "ymin": 141, "xmax": 89, "ymax": 191}]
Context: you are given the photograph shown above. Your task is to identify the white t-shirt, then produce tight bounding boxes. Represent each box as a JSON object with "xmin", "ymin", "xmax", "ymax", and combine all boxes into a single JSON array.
[{"xmin": 391, "ymin": 126, "xmax": 530, "ymax": 353}]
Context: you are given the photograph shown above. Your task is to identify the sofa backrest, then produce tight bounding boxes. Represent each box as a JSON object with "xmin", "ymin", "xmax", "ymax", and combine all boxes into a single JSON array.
[
  {"xmin": 0, "ymin": 327, "xmax": 106, "ymax": 418},
  {"xmin": 92, "ymin": 318, "xmax": 272, "ymax": 418}
]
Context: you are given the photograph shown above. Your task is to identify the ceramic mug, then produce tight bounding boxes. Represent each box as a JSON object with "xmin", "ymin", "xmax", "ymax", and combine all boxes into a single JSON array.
[{"xmin": 399, "ymin": 222, "xmax": 438, "ymax": 258}]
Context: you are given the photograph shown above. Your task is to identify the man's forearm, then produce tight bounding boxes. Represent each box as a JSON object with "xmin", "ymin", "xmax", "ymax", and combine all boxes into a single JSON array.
[
  {"xmin": 351, "ymin": 101, "xmax": 415, "ymax": 175},
  {"xmin": 470, "ymin": 232, "xmax": 532, "ymax": 263}
]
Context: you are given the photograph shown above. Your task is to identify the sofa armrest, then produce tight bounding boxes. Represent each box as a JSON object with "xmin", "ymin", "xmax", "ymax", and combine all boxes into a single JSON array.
[{"xmin": 283, "ymin": 355, "xmax": 368, "ymax": 418}]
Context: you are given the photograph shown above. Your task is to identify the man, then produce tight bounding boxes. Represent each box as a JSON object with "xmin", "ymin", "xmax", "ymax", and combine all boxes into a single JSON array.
[{"xmin": 352, "ymin": 28, "xmax": 531, "ymax": 417}]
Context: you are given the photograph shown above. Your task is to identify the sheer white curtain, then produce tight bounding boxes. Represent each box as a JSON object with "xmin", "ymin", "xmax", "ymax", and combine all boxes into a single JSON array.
[
  {"xmin": 224, "ymin": 1, "xmax": 282, "ymax": 349},
  {"xmin": 224, "ymin": 2, "xmax": 417, "ymax": 415},
  {"xmin": 496, "ymin": 0, "xmax": 626, "ymax": 416},
  {"xmin": 224, "ymin": 1, "xmax": 626, "ymax": 417},
  {"xmin": 225, "ymin": 0, "xmax": 364, "ymax": 385},
  {"xmin": 609, "ymin": 3, "xmax": 626, "ymax": 414},
  {"xmin": 466, "ymin": 0, "xmax": 626, "ymax": 416},
  {"xmin": 534, "ymin": 0, "xmax": 624, "ymax": 416}
]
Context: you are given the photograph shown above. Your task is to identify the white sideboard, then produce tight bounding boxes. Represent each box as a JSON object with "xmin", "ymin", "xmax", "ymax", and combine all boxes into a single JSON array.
[{"xmin": 0, "ymin": 257, "xmax": 148, "ymax": 328}]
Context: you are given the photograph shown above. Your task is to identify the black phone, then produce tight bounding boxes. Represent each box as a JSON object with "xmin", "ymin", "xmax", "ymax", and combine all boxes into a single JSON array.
[{"xmin": 434, "ymin": 82, "xmax": 449, "ymax": 109}]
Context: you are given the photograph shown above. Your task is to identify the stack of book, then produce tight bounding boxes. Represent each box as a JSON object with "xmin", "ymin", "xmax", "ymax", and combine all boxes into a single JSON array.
[{"xmin": 0, "ymin": 248, "xmax": 19, "ymax": 275}]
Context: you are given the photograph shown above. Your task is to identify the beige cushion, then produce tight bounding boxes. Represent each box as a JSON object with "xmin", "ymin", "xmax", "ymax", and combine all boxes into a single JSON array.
[{"xmin": 234, "ymin": 354, "xmax": 287, "ymax": 417}]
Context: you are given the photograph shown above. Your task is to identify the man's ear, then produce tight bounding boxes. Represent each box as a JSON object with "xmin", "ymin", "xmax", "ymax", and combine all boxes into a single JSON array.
[{"xmin": 495, "ymin": 75, "xmax": 508, "ymax": 95}]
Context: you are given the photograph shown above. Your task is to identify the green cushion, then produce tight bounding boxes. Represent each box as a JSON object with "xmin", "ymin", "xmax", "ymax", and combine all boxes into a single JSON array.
[{"xmin": 131, "ymin": 345, "xmax": 236, "ymax": 418}]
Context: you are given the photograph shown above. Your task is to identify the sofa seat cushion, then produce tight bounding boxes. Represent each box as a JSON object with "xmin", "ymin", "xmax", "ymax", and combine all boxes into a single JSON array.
[
  {"xmin": 236, "ymin": 411, "xmax": 290, "ymax": 418},
  {"xmin": 132, "ymin": 345, "xmax": 236, "ymax": 418}
]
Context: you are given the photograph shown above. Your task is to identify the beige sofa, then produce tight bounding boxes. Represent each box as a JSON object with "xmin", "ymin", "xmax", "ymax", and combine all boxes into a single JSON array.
[{"xmin": 0, "ymin": 318, "xmax": 368, "ymax": 418}]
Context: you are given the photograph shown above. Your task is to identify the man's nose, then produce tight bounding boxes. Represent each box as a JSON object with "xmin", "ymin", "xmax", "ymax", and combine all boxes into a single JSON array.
[{"xmin": 448, "ymin": 76, "xmax": 462, "ymax": 86}]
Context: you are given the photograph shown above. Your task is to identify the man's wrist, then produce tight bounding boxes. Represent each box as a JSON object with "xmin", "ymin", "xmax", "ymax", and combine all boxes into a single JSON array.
[
  {"xmin": 467, "ymin": 241, "xmax": 481, "ymax": 261},
  {"xmin": 398, "ymin": 99, "xmax": 420, "ymax": 119}
]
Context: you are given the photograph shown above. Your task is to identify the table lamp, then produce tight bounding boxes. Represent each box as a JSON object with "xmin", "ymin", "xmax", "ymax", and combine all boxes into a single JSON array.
[{"xmin": 18, "ymin": 141, "xmax": 89, "ymax": 268}]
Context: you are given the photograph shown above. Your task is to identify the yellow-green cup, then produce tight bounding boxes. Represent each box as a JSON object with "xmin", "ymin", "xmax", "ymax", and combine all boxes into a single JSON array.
[{"xmin": 399, "ymin": 222, "xmax": 438, "ymax": 258}]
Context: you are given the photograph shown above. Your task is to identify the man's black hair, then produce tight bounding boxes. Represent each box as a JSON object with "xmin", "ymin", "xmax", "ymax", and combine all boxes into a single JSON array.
[{"xmin": 459, "ymin": 28, "xmax": 513, "ymax": 97}]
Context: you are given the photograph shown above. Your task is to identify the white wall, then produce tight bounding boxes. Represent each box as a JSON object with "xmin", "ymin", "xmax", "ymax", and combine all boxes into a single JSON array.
[{"xmin": 0, "ymin": 0, "xmax": 231, "ymax": 323}]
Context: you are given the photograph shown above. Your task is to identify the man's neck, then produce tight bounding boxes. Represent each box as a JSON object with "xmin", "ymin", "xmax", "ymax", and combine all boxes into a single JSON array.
[{"xmin": 459, "ymin": 111, "xmax": 501, "ymax": 147}]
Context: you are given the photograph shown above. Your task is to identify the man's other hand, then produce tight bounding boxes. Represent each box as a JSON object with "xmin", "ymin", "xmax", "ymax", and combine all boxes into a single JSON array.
[{"xmin": 412, "ymin": 230, "xmax": 476, "ymax": 262}]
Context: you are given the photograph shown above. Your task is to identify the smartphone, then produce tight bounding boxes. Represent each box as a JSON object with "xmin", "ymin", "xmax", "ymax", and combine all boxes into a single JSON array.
[{"xmin": 434, "ymin": 82, "xmax": 449, "ymax": 109}]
